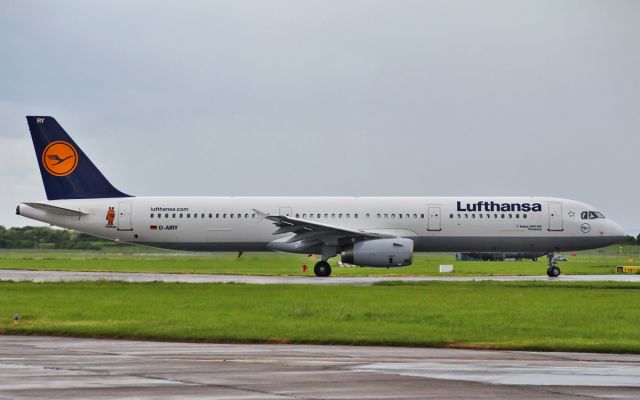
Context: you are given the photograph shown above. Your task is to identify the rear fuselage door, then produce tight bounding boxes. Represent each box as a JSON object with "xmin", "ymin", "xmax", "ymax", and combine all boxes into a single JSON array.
[
  {"xmin": 427, "ymin": 206, "xmax": 442, "ymax": 231},
  {"xmin": 547, "ymin": 202, "xmax": 564, "ymax": 231},
  {"xmin": 117, "ymin": 202, "xmax": 133, "ymax": 231}
]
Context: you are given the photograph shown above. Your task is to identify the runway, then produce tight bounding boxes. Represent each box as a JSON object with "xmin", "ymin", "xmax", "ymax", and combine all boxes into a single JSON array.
[
  {"xmin": 1, "ymin": 336, "xmax": 640, "ymax": 399},
  {"xmin": 1, "ymin": 268, "xmax": 640, "ymax": 285}
]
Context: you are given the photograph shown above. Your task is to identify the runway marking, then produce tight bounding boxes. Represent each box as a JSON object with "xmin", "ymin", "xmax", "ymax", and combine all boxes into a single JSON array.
[
  {"xmin": 2, "ymin": 269, "xmax": 640, "ymax": 285},
  {"xmin": 351, "ymin": 361, "xmax": 640, "ymax": 387}
]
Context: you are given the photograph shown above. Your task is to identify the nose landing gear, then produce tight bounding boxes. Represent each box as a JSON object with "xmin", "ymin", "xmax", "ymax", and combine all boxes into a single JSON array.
[{"xmin": 546, "ymin": 253, "xmax": 561, "ymax": 277}]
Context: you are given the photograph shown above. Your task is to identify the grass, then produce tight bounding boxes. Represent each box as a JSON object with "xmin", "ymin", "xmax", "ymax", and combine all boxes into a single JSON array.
[
  {"xmin": 2, "ymin": 280, "xmax": 640, "ymax": 353},
  {"xmin": 0, "ymin": 245, "xmax": 638, "ymax": 276}
]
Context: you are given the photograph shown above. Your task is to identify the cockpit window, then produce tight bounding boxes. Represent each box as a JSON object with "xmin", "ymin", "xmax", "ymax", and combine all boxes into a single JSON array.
[{"xmin": 582, "ymin": 211, "xmax": 605, "ymax": 220}]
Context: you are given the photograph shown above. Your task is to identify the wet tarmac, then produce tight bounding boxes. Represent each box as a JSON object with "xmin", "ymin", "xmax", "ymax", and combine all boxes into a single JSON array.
[
  {"xmin": 2, "ymin": 336, "xmax": 640, "ymax": 399},
  {"xmin": 1, "ymin": 269, "xmax": 640, "ymax": 285}
]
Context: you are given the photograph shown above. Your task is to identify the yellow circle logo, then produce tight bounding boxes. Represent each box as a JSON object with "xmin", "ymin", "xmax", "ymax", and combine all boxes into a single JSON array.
[{"xmin": 42, "ymin": 141, "xmax": 78, "ymax": 176}]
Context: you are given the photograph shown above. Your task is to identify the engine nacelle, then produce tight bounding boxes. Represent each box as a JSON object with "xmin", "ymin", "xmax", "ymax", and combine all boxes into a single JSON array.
[{"xmin": 341, "ymin": 238, "xmax": 413, "ymax": 268}]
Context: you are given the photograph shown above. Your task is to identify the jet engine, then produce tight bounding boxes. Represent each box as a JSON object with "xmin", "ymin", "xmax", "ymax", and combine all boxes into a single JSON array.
[{"xmin": 341, "ymin": 238, "xmax": 413, "ymax": 268}]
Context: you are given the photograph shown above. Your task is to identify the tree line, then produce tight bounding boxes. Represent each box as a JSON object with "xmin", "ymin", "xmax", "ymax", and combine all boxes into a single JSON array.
[
  {"xmin": 0, "ymin": 225, "xmax": 638, "ymax": 249},
  {"xmin": 0, "ymin": 226, "xmax": 112, "ymax": 250}
]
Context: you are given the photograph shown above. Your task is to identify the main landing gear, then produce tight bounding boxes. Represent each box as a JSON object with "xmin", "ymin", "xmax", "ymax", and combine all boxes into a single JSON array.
[
  {"xmin": 546, "ymin": 253, "xmax": 561, "ymax": 278},
  {"xmin": 314, "ymin": 260, "xmax": 332, "ymax": 277}
]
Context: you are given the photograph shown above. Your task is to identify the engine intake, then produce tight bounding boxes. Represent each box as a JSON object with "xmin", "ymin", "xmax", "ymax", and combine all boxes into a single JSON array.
[{"xmin": 341, "ymin": 238, "xmax": 413, "ymax": 268}]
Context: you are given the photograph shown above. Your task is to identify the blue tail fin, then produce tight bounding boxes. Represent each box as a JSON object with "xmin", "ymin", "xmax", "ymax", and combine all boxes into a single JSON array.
[{"xmin": 26, "ymin": 116, "xmax": 131, "ymax": 200}]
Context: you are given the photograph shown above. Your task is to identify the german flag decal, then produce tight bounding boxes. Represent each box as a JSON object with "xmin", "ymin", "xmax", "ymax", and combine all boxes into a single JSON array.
[{"xmin": 149, "ymin": 226, "xmax": 158, "ymax": 231}]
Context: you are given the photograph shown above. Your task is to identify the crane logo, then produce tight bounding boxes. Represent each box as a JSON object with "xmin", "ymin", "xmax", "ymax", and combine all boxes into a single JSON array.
[{"xmin": 42, "ymin": 141, "xmax": 78, "ymax": 176}]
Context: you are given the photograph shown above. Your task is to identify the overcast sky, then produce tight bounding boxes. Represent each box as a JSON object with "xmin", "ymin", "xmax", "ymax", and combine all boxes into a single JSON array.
[{"xmin": 1, "ymin": 0, "xmax": 639, "ymax": 234}]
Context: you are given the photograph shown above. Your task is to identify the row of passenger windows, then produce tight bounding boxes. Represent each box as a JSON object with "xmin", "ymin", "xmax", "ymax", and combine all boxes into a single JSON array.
[
  {"xmin": 151, "ymin": 213, "xmax": 257, "ymax": 219},
  {"xmin": 151, "ymin": 212, "xmax": 534, "ymax": 220},
  {"xmin": 295, "ymin": 213, "xmax": 425, "ymax": 219},
  {"xmin": 149, "ymin": 212, "xmax": 427, "ymax": 220},
  {"xmin": 450, "ymin": 213, "xmax": 528, "ymax": 219}
]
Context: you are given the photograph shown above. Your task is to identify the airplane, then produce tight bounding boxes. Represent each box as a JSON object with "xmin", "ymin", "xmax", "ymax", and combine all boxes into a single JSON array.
[{"xmin": 16, "ymin": 116, "xmax": 625, "ymax": 278}]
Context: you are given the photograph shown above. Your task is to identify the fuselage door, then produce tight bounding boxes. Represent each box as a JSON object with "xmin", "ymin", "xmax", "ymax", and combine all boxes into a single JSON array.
[
  {"xmin": 547, "ymin": 202, "xmax": 564, "ymax": 231},
  {"xmin": 427, "ymin": 206, "xmax": 442, "ymax": 231},
  {"xmin": 117, "ymin": 202, "xmax": 133, "ymax": 231},
  {"xmin": 279, "ymin": 207, "xmax": 292, "ymax": 217}
]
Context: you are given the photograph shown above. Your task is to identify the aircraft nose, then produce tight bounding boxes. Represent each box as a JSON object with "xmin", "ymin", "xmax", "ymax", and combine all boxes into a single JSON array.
[{"xmin": 608, "ymin": 220, "xmax": 625, "ymax": 241}]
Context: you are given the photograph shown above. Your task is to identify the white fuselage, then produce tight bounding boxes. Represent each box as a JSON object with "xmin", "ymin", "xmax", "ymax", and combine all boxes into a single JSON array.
[{"xmin": 18, "ymin": 196, "xmax": 624, "ymax": 254}]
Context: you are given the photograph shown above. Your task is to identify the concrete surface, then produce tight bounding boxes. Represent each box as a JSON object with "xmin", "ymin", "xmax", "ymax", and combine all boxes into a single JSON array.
[
  {"xmin": 1, "ymin": 336, "xmax": 640, "ymax": 399},
  {"xmin": 2, "ymin": 269, "xmax": 640, "ymax": 285}
]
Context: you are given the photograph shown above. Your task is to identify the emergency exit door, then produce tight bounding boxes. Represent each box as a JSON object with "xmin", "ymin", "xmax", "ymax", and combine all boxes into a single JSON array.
[
  {"xmin": 117, "ymin": 202, "xmax": 133, "ymax": 231},
  {"xmin": 547, "ymin": 202, "xmax": 564, "ymax": 231},
  {"xmin": 427, "ymin": 207, "xmax": 442, "ymax": 231}
]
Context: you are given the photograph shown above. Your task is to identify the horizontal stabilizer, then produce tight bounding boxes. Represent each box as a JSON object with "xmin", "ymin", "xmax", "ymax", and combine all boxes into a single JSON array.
[{"xmin": 22, "ymin": 202, "xmax": 87, "ymax": 216}]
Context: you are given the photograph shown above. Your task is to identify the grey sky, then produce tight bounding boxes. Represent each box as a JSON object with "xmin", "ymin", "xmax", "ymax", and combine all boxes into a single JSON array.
[{"xmin": 1, "ymin": 0, "xmax": 639, "ymax": 234}]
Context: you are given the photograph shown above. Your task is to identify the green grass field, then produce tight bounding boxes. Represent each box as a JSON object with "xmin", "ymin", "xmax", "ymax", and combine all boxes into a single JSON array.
[
  {"xmin": 0, "ymin": 245, "xmax": 638, "ymax": 276},
  {"xmin": 3, "ymin": 280, "xmax": 640, "ymax": 353}
]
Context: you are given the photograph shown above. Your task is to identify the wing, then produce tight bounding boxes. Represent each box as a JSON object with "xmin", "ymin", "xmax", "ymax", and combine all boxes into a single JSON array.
[{"xmin": 254, "ymin": 209, "xmax": 393, "ymax": 249}]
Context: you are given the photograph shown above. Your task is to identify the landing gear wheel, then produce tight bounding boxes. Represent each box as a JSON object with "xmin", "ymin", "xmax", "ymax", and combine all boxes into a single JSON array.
[
  {"xmin": 548, "ymin": 265, "xmax": 561, "ymax": 277},
  {"xmin": 314, "ymin": 261, "xmax": 332, "ymax": 277}
]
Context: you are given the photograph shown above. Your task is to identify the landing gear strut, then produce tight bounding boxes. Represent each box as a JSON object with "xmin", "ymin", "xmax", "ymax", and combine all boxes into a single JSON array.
[
  {"xmin": 546, "ymin": 253, "xmax": 561, "ymax": 278},
  {"xmin": 314, "ymin": 261, "xmax": 332, "ymax": 277}
]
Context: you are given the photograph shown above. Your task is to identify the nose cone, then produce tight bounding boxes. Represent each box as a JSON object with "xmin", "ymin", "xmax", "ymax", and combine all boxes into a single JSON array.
[{"xmin": 608, "ymin": 220, "xmax": 625, "ymax": 242}]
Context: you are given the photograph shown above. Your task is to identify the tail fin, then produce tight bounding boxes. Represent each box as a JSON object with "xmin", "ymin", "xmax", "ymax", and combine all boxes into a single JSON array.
[{"xmin": 26, "ymin": 116, "xmax": 131, "ymax": 200}]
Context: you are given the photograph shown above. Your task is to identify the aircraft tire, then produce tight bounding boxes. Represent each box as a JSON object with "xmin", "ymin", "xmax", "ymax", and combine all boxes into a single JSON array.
[
  {"xmin": 548, "ymin": 266, "xmax": 561, "ymax": 278},
  {"xmin": 314, "ymin": 261, "xmax": 332, "ymax": 277}
]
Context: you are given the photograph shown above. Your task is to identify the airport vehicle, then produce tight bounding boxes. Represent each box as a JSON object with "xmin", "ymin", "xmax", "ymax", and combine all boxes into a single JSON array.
[{"xmin": 17, "ymin": 117, "xmax": 625, "ymax": 277}]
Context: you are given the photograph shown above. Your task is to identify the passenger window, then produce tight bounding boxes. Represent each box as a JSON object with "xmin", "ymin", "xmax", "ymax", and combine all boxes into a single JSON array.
[
  {"xmin": 413, "ymin": 214, "xmax": 417, "ymax": 219},
  {"xmin": 339, "ymin": 214, "xmax": 343, "ymax": 219},
  {"xmin": 245, "ymin": 213, "xmax": 249, "ymax": 218},
  {"xmin": 523, "ymin": 214, "xmax": 527, "ymax": 219},
  {"xmin": 165, "ymin": 213, "xmax": 169, "ymax": 218},
  {"xmin": 194, "ymin": 214, "xmax": 198, "ymax": 219},
  {"xmin": 508, "ymin": 214, "xmax": 512, "ymax": 219},
  {"xmin": 471, "ymin": 214, "xmax": 475, "ymax": 219},
  {"xmin": 486, "ymin": 214, "xmax": 490, "ymax": 219},
  {"xmin": 252, "ymin": 213, "xmax": 256, "ymax": 218},
  {"xmin": 376, "ymin": 213, "xmax": 381, "ymax": 218},
  {"xmin": 179, "ymin": 213, "xmax": 183, "ymax": 218},
  {"xmin": 354, "ymin": 214, "xmax": 358, "ymax": 219},
  {"xmin": 230, "ymin": 214, "xmax": 233, "ymax": 218},
  {"xmin": 464, "ymin": 214, "xmax": 468, "ymax": 219},
  {"xmin": 332, "ymin": 214, "xmax": 336, "ymax": 218},
  {"xmin": 398, "ymin": 214, "xmax": 402, "ymax": 219},
  {"xmin": 457, "ymin": 214, "xmax": 461, "ymax": 219},
  {"xmin": 515, "ymin": 214, "xmax": 519, "ymax": 219},
  {"xmin": 173, "ymin": 213, "xmax": 176, "ymax": 218},
  {"xmin": 209, "ymin": 213, "xmax": 212, "ymax": 218},
  {"xmin": 391, "ymin": 214, "xmax": 396, "ymax": 219},
  {"xmin": 324, "ymin": 213, "xmax": 329, "ymax": 218},
  {"xmin": 365, "ymin": 213, "xmax": 370, "ymax": 218},
  {"xmin": 450, "ymin": 214, "xmax": 454, "ymax": 219},
  {"xmin": 296, "ymin": 213, "xmax": 299, "ymax": 218},
  {"xmin": 216, "ymin": 213, "xmax": 220, "ymax": 218},
  {"xmin": 494, "ymin": 214, "xmax": 498, "ymax": 219},
  {"xmin": 303, "ymin": 214, "xmax": 307, "ymax": 218},
  {"xmin": 186, "ymin": 213, "xmax": 190, "ymax": 218},
  {"xmin": 501, "ymin": 214, "xmax": 505, "ymax": 219},
  {"xmin": 223, "ymin": 213, "xmax": 226, "ymax": 218},
  {"xmin": 420, "ymin": 214, "xmax": 424, "ymax": 218},
  {"xmin": 384, "ymin": 214, "xmax": 388, "ymax": 218},
  {"xmin": 150, "ymin": 213, "xmax": 154, "ymax": 218}
]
